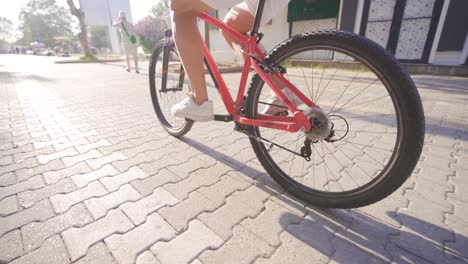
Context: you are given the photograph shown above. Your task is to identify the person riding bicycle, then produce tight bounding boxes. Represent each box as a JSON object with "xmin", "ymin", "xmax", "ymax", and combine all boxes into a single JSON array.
[{"xmin": 168, "ymin": 0, "xmax": 291, "ymax": 121}]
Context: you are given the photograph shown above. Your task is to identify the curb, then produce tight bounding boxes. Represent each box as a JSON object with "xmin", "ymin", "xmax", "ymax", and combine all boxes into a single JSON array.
[
  {"xmin": 54, "ymin": 59, "xmax": 124, "ymax": 64},
  {"xmin": 404, "ymin": 63, "xmax": 468, "ymax": 77}
]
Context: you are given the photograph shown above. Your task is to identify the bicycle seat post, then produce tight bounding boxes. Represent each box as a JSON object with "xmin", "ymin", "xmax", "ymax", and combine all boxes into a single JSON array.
[{"xmin": 251, "ymin": 0, "xmax": 266, "ymax": 37}]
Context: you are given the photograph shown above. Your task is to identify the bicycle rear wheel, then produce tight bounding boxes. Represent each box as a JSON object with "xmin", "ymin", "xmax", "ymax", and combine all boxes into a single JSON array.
[
  {"xmin": 245, "ymin": 30, "xmax": 425, "ymax": 208},
  {"xmin": 149, "ymin": 39, "xmax": 193, "ymax": 137}
]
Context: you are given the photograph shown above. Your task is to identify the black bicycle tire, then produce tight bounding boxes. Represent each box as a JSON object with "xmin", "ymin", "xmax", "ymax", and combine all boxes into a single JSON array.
[
  {"xmin": 149, "ymin": 39, "xmax": 194, "ymax": 137},
  {"xmin": 245, "ymin": 30, "xmax": 425, "ymax": 208}
]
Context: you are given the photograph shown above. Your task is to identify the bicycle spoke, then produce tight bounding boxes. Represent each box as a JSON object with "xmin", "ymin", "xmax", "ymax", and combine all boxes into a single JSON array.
[
  {"xmin": 251, "ymin": 43, "xmax": 404, "ymax": 198},
  {"xmin": 327, "ymin": 70, "xmax": 360, "ymax": 115},
  {"xmin": 316, "ymin": 55, "xmax": 349, "ymax": 103},
  {"xmin": 331, "ymin": 94, "xmax": 389, "ymax": 114},
  {"xmin": 329, "ymin": 78, "xmax": 380, "ymax": 115}
]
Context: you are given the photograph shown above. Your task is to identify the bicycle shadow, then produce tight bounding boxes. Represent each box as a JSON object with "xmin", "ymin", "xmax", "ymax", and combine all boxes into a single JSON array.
[
  {"xmin": 275, "ymin": 209, "xmax": 467, "ymax": 263},
  {"xmin": 179, "ymin": 137, "xmax": 467, "ymax": 263}
]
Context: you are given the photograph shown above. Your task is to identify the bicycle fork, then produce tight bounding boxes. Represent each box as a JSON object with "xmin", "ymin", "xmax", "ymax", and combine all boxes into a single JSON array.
[{"xmin": 161, "ymin": 29, "xmax": 185, "ymax": 93}]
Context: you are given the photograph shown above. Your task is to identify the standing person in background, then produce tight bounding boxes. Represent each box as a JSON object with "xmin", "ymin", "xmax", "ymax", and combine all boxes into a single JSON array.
[{"xmin": 113, "ymin": 11, "xmax": 140, "ymax": 73}]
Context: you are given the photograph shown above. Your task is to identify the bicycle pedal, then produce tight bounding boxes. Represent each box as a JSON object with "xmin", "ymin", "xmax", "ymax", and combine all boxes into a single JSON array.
[{"xmin": 214, "ymin": 115, "xmax": 233, "ymax": 122}]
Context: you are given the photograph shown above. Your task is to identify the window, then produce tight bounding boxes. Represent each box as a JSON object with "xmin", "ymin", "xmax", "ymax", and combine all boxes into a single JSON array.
[{"xmin": 287, "ymin": 0, "xmax": 340, "ymax": 22}]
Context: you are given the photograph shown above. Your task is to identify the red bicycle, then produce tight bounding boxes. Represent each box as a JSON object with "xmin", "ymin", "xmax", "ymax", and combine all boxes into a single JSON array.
[{"xmin": 149, "ymin": 0, "xmax": 425, "ymax": 208}]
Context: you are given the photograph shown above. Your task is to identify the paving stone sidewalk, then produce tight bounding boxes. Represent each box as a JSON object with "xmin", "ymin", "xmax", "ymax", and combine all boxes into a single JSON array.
[{"xmin": 0, "ymin": 55, "xmax": 467, "ymax": 264}]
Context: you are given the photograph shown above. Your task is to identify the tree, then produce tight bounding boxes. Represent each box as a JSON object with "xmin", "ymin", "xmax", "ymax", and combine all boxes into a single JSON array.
[
  {"xmin": 90, "ymin": 26, "xmax": 109, "ymax": 49},
  {"xmin": 66, "ymin": 0, "xmax": 90, "ymax": 56},
  {"xmin": 134, "ymin": 16, "xmax": 167, "ymax": 53},
  {"xmin": 18, "ymin": 0, "xmax": 72, "ymax": 47},
  {"xmin": 151, "ymin": 1, "xmax": 168, "ymax": 17},
  {"xmin": 0, "ymin": 17, "xmax": 13, "ymax": 43}
]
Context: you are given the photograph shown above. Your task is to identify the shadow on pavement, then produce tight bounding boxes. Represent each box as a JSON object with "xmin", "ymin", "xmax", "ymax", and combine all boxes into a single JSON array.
[
  {"xmin": 277, "ymin": 210, "xmax": 467, "ymax": 263},
  {"xmin": 413, "ymin": 76, "xmax": 468, "ymax": 96},
  {"xmin": 0, "ymin": 71, "xmax": 55, "ymax": 82},
  {"xmin": 179, "ymin": 137, "xmax": 467, "ymax": 263}
]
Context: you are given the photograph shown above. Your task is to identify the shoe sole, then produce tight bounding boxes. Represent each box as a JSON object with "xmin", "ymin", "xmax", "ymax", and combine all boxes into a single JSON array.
[{"xmin": 174, "ymin": 113, "xmax": 213, "ymax": 122}]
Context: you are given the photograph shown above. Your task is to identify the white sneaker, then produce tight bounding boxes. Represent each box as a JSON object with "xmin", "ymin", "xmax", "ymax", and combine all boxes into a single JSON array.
[
  {"xmin": 171, "ymin": 94, "xmax": 214, "ymax": 122},
  {"xmin": 261, "ymin": 88, "xmax": 304, "ymax": 115}
]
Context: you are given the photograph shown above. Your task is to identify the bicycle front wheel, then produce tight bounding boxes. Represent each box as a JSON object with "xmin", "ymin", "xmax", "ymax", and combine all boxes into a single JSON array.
[
  {"xmin": 149, "ymin": 39, "xmax": 193, "ymax": 137},
  {"xmin": 245, "ymin": 30, "xmax": 425, "ymax": 208}
]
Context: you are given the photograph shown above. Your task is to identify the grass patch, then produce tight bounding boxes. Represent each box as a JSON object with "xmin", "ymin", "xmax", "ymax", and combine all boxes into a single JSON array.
[{"xmin": 79, "ymin": 54, "xmax": 98, "ymax": 61}]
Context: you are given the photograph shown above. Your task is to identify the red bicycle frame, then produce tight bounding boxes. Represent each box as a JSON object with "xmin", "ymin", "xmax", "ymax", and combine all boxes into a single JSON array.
[{"xmin": 198, "ymin": 13, "xmax": 318, "ymax": 133}]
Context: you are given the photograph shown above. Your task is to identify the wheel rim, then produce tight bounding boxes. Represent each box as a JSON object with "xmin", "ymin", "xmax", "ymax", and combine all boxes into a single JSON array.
[
  {"xmin": 251, "ymin": 44, "xmax": 403, "ymax": 197},
  {"xmin": 150, "ymin": 45, "xmax": 191, "ymax": 132}
]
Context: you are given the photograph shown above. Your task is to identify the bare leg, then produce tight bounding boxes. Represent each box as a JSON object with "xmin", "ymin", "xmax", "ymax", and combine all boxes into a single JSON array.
[
  {"xmin": 125, "ymin": 53, "xmax": 131, "ymax": 71},
  {"xmin": 134, "ymin": 52, "xmax": 139, "ymax": 72},
  {"xmin": 222, "ymin": 3, "xmax": 286, "ymax": 89},
  {"xmin": 170, "ymin": 0, "xmax": 212, "ymax": 105},
  {"xmin": 221, "ymin": 3, "xmax": 254, "ymax": 55}
]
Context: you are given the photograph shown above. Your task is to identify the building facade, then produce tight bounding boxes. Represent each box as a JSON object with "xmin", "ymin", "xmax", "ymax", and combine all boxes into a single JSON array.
[
  {"xmin": 79, "ymin": 0, "xmax": 133, "ymax": 53},
  {"xmin": 202, "ymin": 0, "xmax": 468, "ymax": 66}
]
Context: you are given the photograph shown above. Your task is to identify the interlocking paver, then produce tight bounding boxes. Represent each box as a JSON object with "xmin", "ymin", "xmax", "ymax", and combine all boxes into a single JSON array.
[
  {"xmin": 98, "ymin": 140, "xmax": 135, "ymax": 155},
  {"xmin": 159, "ymin": 191, "xmax": 218, "ymax": 232},
  {"xmin": 50, "ymin": 181, "xmax": 108, "ymax": 214},
  {"xmin": 71, "ymin": 164, "xmax": 119, "ymax": 188},
  {"xmin": 75, "ymin": 139, "xmax": 111, "ymax": 154},
  {"xmin": 0, "ymin": 172, "xmax": 16, "ymax": 186},
  {"xmin": 100, "ymin": 166, "xmax": 149, "ymax": 191},
  {"xmin": 73, "ymin": 242, "xmax": 118, "ymax": 264},
  {"xmin": 0, "ymin": 157, "xmax": 39, "ymax": 175},
  {"xmin": 112, "ymin": 152, "xmax": 154, "ymax": 172},
  {"xmin": 62, "ymin": 209, "xmax": 134, "ymax": 261},
  {"xmin": 68, "ymin": 130, "xmax": 99, "ymax": 141},
  {"xmin": 84, "ymin": 184, "xmax": 142, "ymax": 219},
  {"xmin": 0, "ymin": 175, "xmax": 45, "ymax": 200},
  {"xmin": 53, "ymin": 137, "xmax": 89, "ymax": 152},
  {"xmin": 62, "ymin": 149, "xmax": 103, "ymax": 167},
  {"xmin": 0, "ymin": 230, "xmax": 23, "ymax": 263},
  {"xmin": 17, "ymin": 178, "xmax": 76, "ymax": 208},
  {"xmin": 37, "ymin": 147, "xmax": 78, "ymax": 164},
  {"xmin": 0, "ymin": 199, "xmax": 55, "ymax": 237},
  {"xmin": 15, "ymin": 158, "xmax": 65, "ymax": 182},
  {"xmin": 138, "ymin": 155, "xmax": 184, "ymax": 176},
  {"xmin": 21, "ymin": 203, "xmax": 93, "ymax": 251},
  {"xmin": 9, "ymin": 235, "xmax": 69, "ymax": 264},
  {"xmin": 0, "ymin": 195, "xmax": 19, "ymax": 216},
  {"xmin": 42, "ymin": 161, "xmax": 92, "ymax": 184},
  {"xmin": 136, "ymin": 251, "xmax": 160, "ymax": 264},
  {"xmin": 163, "ymin": 167, "xmax": 225, "ymax": 201},
  {"xmin": 33, "ymin": 136, "xmax": 68, "ymax": 150},
  {"xmin": 198, "ymin": 185, "xmax": 274, "ymax": 240},
  {"xmin": 198, "ymin": 174, "xmax": 251, "ymax": 206},
  {"xmin": 120, "ymin": 187, "xmax": 179, "ymax": 225},
  {"xmin": 241, "ymin": 200, "xmax": 306, "ymax": 247},
  {"xmin": 166, "ymin": 155, "xmax": 216, "ymax": 178},
  {"xmin": 131, "ymin": 168, "xmax": 180, "ymax": 196},
  {"xmin": 151, "ymin": 219, "xmax": 224, "ymax": 264},
  {"xmin": 2, "ymin": 55, "xmax": 468, "ymax": 264},
  {"xmin": 332, "ymin": 212, "xmax": 394, "ymax": 263},
  {"xmin": 199, "ymin": 225, "xmax": 274, "ymax": 264},
  {"xmin": 13, "ymin": 145, "xmax": 54, "ymax": 163},
  {"xmin": 86, "ymin": 152, "xmax": 128, "ymax": 170},
  {"xmin": 105, "ymin": 212, "xmax": 176, "ymax": 264}
]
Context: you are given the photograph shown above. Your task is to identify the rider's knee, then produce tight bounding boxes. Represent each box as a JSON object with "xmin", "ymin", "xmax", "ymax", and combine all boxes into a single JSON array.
[{"xmin": 223, "ymin": 5, "xmax": 254, "ymax": 36}]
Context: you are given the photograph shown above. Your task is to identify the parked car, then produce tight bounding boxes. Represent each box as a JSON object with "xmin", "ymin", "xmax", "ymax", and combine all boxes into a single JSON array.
[{"xmin": 40, "ymin": 49, "xmax": 54, "ymax": 56}]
